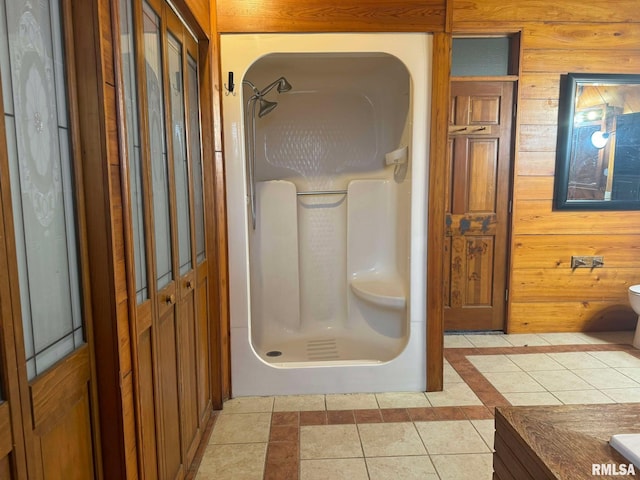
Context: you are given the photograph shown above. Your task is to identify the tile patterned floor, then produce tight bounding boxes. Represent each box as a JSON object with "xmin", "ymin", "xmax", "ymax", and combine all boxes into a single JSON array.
[{"xmin": 190, "ymin": 331, "xmax": 639, "ymax": 480}]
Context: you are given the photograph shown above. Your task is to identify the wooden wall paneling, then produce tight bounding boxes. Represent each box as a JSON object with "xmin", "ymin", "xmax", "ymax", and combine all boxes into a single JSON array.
[
  {"xmin": 512, "ymin": 234, "xmax": 640, "ymax": 269},
  {"xmin": 517, "ymin": 99, "xmax": 558, "ymax": 125},
  {"xmin": 515, "ymin": 151, "xmax": 555, "ymax": 176},
  {"xmin": 514, "ymin": 176, "xmax": 554, "ymax": 200},
  {"xmin": 426, "ymin": 32, "xmax": 451, "ymax": 392},
  {"xmin": 523, "ymin": 23, "xmax": 640, "ymax": 50},
  {"xmin": 518, "ymin": 73, "xmax": 560, "ymax": 100},
  {"xmin": 216, "ymin": 0, "xmax": 447, "ymax": 33},
  {"xmin": 213, "ymin": 150, "xmax": 229, "ymax": 402},
  {"xmin": 521, "ymin": 50, "xmax": 640, "ymax": 74},
  {"xmin": 514, "ymin": 201, "xmax": 640, "ymax": 235},
  {"xmin": 452, "ymin": 0, "xmax": 640, "ymax": 24},
  {"xmin": 510, "ymin": 302, "xmax": 635, "ymax": 332},
  {"xmin": 511, "ymin": 268, "xmax": 639, "ymax": 302}
]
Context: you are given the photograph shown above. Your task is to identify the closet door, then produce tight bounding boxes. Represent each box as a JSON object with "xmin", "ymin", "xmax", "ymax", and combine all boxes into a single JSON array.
[
  {"xmin": 165, "ymin": 12, "xmax": 201, "ymax": 464},
  {"xmin": 119, "ymin": 0, "xmax": 207, "ymax": 477},
  {"xmin": 142, "ymin": 1, "xmax": 184, "ymax": 477},
  {"xmin": 0, "ymin": 0, "xmax": 100, "ymax": 477}
]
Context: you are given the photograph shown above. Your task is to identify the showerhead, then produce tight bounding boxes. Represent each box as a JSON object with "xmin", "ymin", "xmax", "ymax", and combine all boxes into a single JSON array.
[
  {"xmin": 244, "ymin": 76, "xmax": 293, "ymax": 118},
  {"xmin": 258, "ymin": 98, "xmax": 278, "ymax": 117},
  {"xmin": 276, "ymin": 77, "xmax": 292, "ymax": 93}
]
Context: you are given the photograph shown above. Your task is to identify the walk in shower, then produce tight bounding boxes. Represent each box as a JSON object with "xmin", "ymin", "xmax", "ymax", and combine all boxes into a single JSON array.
[{"xmin": 221, "ymin": 34, "xmax": 431, "ymax": 396}]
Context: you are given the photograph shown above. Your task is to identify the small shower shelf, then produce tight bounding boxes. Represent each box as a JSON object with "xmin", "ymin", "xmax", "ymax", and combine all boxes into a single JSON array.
[{"xmin": 350, "ymin": 277, "xmax": 406, "ymax": 310}]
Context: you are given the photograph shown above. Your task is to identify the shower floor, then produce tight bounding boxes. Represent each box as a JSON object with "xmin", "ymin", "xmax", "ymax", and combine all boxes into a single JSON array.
[{"xmin": 257, "ymin": 331, "xmax": 402, "ymax": 366}]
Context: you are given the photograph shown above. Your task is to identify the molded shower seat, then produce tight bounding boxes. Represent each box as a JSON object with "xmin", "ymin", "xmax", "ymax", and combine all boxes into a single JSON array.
[{"xmin": 350, "ymin": 277, "xmax": 406, "ymax": 310}]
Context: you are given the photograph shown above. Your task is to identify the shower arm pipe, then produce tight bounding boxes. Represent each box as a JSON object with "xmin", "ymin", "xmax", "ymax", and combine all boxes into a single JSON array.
[{"xmin": 243, "ymin": 77, "xmax": 290, "ymax": 98}]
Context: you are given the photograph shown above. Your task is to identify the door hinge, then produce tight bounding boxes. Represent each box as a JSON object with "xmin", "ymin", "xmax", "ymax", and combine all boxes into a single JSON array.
[
  {"xmin": 508, "ymin": 200, "xmax": 513, "ymax": 214},
  {"xmin": 505, "ymin": 289, "xmax": 509, "ymax": 302}
]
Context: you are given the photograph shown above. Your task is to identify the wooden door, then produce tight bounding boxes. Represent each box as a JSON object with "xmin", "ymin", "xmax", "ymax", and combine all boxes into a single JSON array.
[
  {"xmin": 0, "ymin": 0, "xmax": 101, "ymax": 477},
  {"xmin": 117, "ymin": 0, "xmax": 209, "ymax": 477},
  {"xmin": 165, "ymin": 12, "xmax": 201, "ymax": 467},
  {"xmin": 0, "ymin": 99, "xmax": 27, "ymax": 479},
  {"xmin": 444, "ymin": 81, "xmax": 514, "ymax": 331}
]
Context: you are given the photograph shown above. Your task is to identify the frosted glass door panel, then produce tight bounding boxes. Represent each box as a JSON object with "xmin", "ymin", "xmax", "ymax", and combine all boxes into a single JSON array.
[
  {"xmin": 120, "ymin": 0, "xmax": 148, "ymax": 304},
  {"xmin": 1, "ymin": 0, "xmax": 84, "ymax": 379},
  {"xmin": 167, "ymin": 32, "xmax": 192, "ymax": 276},
  {"xmin": 143, "ymin": 1, "xmax": 173, "ymax": 290},
  {"xmin": 188, "ymin": 54, "xmax": 205, "ymax": 264}
]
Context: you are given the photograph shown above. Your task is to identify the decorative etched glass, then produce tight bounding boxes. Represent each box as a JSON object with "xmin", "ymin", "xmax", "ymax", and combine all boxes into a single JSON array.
[
  {"xmin": 168, "ymin": 32, "xmax": 192, "ymax": 276},
  {"xmin": 1, "ymin": 0, "xmax": 84, "ymax": 379},
  {"xmin": 143, "ymin": 2, "xmax": 173, "ymax": 290},
  {"xmin": 120, "ymin": 0, "xmax": 148, "ymax": 304},
  {"xmin": 188, "ymin": 54, "xmax": 205, "ymax": 264}
]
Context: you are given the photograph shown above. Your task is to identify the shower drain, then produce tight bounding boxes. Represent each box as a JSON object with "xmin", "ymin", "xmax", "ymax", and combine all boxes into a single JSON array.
[{"xmin": 266, "ymin": 350, "xmax": 282, "ymax": 357}]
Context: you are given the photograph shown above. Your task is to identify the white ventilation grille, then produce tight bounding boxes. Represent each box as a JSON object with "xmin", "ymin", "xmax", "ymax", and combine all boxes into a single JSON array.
[{"xmin": 306, "ymin": 338, "xmax": 339, "ymax": 360}]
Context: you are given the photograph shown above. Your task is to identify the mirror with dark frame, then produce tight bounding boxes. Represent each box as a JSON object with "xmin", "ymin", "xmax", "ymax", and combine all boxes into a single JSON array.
[{"xmin": 554, "ymin": 73, "xmax": 640, "ymax": 210}]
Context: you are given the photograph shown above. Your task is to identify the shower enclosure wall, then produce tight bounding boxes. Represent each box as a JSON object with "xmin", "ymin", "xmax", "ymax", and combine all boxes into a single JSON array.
[{"xmin": 221, "ymin": 34, "xmax": 431, "ymax": 396}]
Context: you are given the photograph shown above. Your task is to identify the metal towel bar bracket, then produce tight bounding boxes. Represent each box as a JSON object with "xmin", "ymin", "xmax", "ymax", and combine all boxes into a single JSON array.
[{"xmin": 296, "ymin": 189, "xmax": 348, "ymax": 196}]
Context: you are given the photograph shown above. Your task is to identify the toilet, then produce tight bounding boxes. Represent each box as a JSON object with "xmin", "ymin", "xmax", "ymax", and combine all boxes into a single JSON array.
[{"xmin": 629, "ymin": 285, "xmax": 640, "ymax": 348}]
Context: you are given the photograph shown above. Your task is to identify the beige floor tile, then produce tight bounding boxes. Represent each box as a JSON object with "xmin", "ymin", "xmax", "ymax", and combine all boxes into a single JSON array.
[
  {"xmin": 482, "ymin": 371, "xmax": 545, "ymax": 393},
  {"xmin": 300, "ymin": 424, "xmax": 363, "ymax": 459},
  {"xmin": 367, "ymin": 456, "xmax": 438, "ymax": 480},
  {"xmin": 589, "ymin": 351, "xmax": 640, "ymax": 368},
  {"xmin": 471, "ymin": 419, "xmax": 495, "ymax": 450},
  {"xmin": 196, "ymin": 443, "xmax": 266, "ymax": 480},
  {"xmin": 300, "ymin": 458, "xmax": 369, "ymax": 480},
  {"xmin": 375, "ymin": 391, "xmax": 430, "ymax": 408},
  {"xmin": 547, "ymin": 352, "xmax": 608, "ymax": 370},
  {"xmin": 273, "ymin": 394, "xmax": 326, "ymax": 412},
  {"xmin": 210, "ymin": 413, "xmax": 271, "ymax": 444},
  {"xmin": 426, "ymin": 381, "xmax": 483, "ymax": 406},
  {"xmin": 325, "ymin": 393, "xmax": 379, "ymax": 410},
  {"xmin": 444, "ymin": 335, "xmax": 475, "ymax": 348},
  {"xmin": 464, "ymin": 334, "xmax": 512, "ymax": 348},
  {"xmin": 616, "ymin": 367, "xmax": 640, "ymax": 383},
  {"xmin": 537, "ymin": 333, "xmax": 590, "ymax": 345},
  {"xmin": 574, "ymin": 368, "xmax": 640, "ymax": 389},
  {"xmin": 528, "ymin": 369, "xmax": 594, "ymax": 391},
  {"xmin": 221, "ymin": 396, "xmax": 274, "ymax": 414},
  {"xmin": 551, "ymin": 389, "xmax": 616, "ymax": 405},
  {"xmin": 502, "ymin": 392, "xmax": 563, "ymax": 406},
  {"xmin": 467, "ymin": 355, "xmax": 521, "ymax": 373},
  {"xmin": 443, "ymin": 362, "xmax": 464, "ymax": 384},
  {"xmin": 358, "ymin": 422, "xmax": 426, "ymax": 457},
  {"xmin": 415, "ymin": 420, "xmax": 490, "ymax": 454},
  {"xmin": 506, "ymin": 353, "xmax": 564, "ymax": 371},
  {"xmin": 599, "ymin": 388, "xmax": 640, "ymax": 403},
  {"xmin": 431, "ymin": 453, "xmax": 493, "ymax": 480},
  {"xmin": 503, "ymin": 334, "xmax": 550, "ymax": 347}
]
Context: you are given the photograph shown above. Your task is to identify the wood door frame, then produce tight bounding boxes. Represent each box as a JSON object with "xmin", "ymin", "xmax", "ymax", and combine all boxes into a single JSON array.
[{"xmin": 427, "ymin": 29, "xmax": 521, "ymax": 391}]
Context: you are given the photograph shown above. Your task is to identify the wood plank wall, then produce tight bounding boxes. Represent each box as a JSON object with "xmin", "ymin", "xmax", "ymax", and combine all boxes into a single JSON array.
[
  {"xmin": 453, "ymin": 0, "xmax": 640, "ymax": 332},
  {"xmin": 216, "ymin": 0, "xmax": 446, "ymax": 33}
]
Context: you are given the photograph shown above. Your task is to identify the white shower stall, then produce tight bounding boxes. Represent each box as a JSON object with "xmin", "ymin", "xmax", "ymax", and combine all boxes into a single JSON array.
[{"xmin": 221, "ymin": 34, "xmax": 431, "ymax": 396}]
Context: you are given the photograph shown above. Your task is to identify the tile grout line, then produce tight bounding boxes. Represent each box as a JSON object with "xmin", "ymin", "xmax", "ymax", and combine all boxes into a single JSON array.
[{"xmin": 197, "ymin": 339, "xmax": 637, "ymax": 479}]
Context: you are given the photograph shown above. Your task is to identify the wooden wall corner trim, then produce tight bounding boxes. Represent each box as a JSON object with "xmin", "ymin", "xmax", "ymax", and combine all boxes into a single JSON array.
[{"xmin": 426, "ymin": 32, "xmax": 451, "ymax": 392}]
